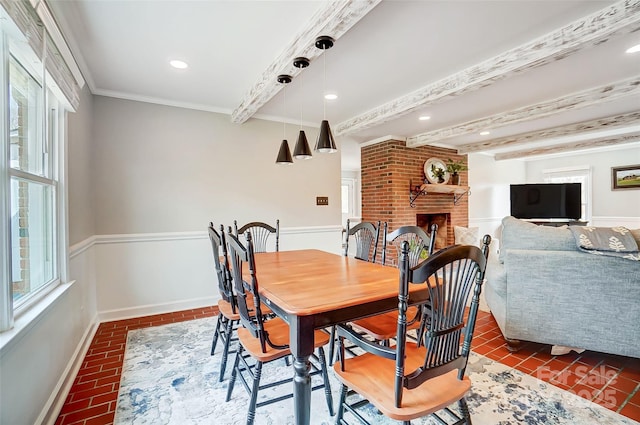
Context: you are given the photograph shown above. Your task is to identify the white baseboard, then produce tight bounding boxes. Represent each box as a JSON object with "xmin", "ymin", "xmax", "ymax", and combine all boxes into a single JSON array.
[
  {"xmin": 39, "ymin": 313, "xmax": 100, "ymax": 425},
  {"xmin": 98, "ymin": 296, "xmax": 218, "ymax": 323}
]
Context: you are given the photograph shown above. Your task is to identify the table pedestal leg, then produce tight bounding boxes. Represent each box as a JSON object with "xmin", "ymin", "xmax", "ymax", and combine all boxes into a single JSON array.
[{"xmin": 293, "ymin": 355, "xmax": 311, "ymax": 425}]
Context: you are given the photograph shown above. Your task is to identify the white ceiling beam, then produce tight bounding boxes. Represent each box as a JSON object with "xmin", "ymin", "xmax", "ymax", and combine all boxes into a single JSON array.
[
  {"xmin": 494, "ymin": 133, "xmax": 640, "ymax": 160},
  {"xmin": 409, "ymin": 76, "xmax": 640, "ymax": 148},
  {"xmin": 336, "ymin": 0, "xmax": 640, "ymax": 137},
  {"xmin": 456, "ymin": 110, "xmax": 640, "ymax": 154},
  {"xmin": 231, "ymin": 0, "xmax": 380, "ymax": 124}
]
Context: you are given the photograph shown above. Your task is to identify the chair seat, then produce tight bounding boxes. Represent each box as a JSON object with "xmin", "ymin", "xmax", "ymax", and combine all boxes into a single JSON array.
[
  {"xmin": 238, "ymin": 317, "xmax": 331, "ymax": 363},
  {"xmin": 350, "ymin": 306, "xmax": 421, "ymax": 340},
  {"xmin": 333, "ymin": 342, "xmax": 471, "ymax": 421},
  {"xmin": 218, "ymin": 298, "xmax": 272, "ymax": 321}
]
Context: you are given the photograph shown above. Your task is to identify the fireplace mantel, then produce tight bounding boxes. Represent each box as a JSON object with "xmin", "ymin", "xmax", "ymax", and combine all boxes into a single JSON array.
[{"xmin": 410, "ymin": 184, "xmax": 470, "ymax": 208}]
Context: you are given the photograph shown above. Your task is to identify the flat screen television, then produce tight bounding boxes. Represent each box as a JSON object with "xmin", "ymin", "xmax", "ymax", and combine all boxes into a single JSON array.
[{"xmin": 510, "ymin": 183, "xmax": 581, "ymax": 220}]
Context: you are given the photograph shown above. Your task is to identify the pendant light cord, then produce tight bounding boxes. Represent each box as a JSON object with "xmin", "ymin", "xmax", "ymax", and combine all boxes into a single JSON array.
[
  {"xmin": 323, "ymin": 52, "xmax": 327, "ymax": 119},
  {"xmin": 283, "ymin": 84, "xmax": 286, "ymax": 138},
  {"xmin": 300, "ymin": 71, "xmax": 304, "ymax": 130}
]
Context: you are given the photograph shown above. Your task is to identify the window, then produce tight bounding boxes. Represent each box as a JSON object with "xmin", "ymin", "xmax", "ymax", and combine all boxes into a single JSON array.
[
  {"xmin": 341, "ymin": 178, "xmax": 357, "ymax": 217},
  {"xmin": 1, "ymin": 23, "xmax": 66, "ymax": 329},
  {"xmin": 341, "ymin": 183, "xmax": 350, "ymax": 215},
  {"xmin": 543, "ymin": 166, "xmax": 591, "ymax": 222}
]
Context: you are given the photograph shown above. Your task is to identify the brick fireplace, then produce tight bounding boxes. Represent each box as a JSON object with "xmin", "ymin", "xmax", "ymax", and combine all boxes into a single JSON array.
[
  {"xmin": 416, "ymin": 213, "xmax": 449, "ymax": 250},
  {"xmin": 361, "ymin": 139, "xmax": 468, "ymax": 262}
]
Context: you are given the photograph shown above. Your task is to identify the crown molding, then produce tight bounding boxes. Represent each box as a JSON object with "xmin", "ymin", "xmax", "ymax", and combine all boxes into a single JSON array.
[{"xmin": 92, "ymin": 89, "xmax": 233, "ymax": 115}]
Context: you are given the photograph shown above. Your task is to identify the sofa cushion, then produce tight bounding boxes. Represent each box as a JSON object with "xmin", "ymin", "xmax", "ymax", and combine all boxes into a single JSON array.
[
  {"xmin": 485, "ymin": 258, "xmax": 507, "ymax": 297},
  {"xmin": 499, "ymin": 216, "xmax": 576, "ymax": 263}
]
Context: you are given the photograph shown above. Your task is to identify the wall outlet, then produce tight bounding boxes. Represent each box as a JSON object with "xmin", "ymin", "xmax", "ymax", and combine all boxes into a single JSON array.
[{"xmin": 316, "ymin": 196, "xmax": 329, "ymax": 206}]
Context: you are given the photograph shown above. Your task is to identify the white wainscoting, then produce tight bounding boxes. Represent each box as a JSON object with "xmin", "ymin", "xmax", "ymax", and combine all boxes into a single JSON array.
[
  {"xmin": 590, "ymin": 216, "xmax": 640, "ymax": 228},
  {"xmin": 94, "ymin": 225, "xmax": 343, "ymax": 322}
]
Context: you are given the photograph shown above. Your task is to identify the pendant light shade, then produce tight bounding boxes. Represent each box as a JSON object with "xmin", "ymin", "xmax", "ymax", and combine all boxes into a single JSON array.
[
  {"xmin": 292, "ymin": 57, "xmax": 312, "ymax": 160},
  {"xmin": 315, "ymin": 120, "xmax": 337, "ymax": 153},
  {"xmin": 276, "ymin": 139, "xmax": 293, "ymax": 164},
  {"xmin": 275, "ymin": 74, "xmax": 293, "ymax": 165},
  {"xmin": 315, "ymin": 35, "xmax": 338, "ymax": 154},
  {"xmin": 293, "ymin": 130, "xmax": 313, "ymax": 159}
]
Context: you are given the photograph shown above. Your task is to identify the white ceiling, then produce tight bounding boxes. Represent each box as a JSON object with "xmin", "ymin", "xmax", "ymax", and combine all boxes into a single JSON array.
[{"xmin": 48, "ymin": 0, "xmax": 640, "ymax": 170}]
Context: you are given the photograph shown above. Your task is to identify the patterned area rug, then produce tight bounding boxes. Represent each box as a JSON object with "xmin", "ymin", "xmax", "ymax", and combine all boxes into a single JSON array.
[{"xmin": 115, "ymin": 318, "xmax": 637, "ymax": 425}]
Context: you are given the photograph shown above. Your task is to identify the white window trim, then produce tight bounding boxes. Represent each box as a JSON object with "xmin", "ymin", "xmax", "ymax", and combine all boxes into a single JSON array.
[
  {"xmin": 542, "ymin": 165, "xmax": 592, "ymax": 222},
  {"xmin": 0, "ymin": 32, "xmax": 12, "ymax": 330},
  {"xmin": 0, "ymin": 18, "xmax": 69, "ymax": 331}
]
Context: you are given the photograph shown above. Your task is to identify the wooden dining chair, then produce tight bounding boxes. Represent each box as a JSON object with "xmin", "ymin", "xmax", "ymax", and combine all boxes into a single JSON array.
[
  {"xmin": 234, "ymin": 219, "xmax": 279, "ymax": 253},
  {"xmin": 348, "ymin": 224, "xmax": 439, "ymax": 346},
  {"xmin": 343, "ymin": 219, "xmax": 381, "ymax": 262},
  {"xmin": 329, "ymin": 219, "xmax": 382, "ymax": 364},
  {"xmin": 208, "ymin": 223, "xmax": 239, "ymax": 382},
  {"xmin": 333, "ymin": 235, "xmax": 491, "ymax": 425},
  {"xmin": 209, "ymin": 223, "xmax": 272, "ymax": 382},
  {"xmin": 225, "ymin": 230, "xmax": 334, "ymax": 425}
]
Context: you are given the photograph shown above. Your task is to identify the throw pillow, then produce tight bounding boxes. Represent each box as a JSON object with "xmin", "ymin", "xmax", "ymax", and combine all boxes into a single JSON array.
[
  {"xmin": 568, "ymin": 226, "xmax": 639, "ymax": 261},
  {"xmin": 454, "ymin": 226, "xmax": 479, "ymax": 246}
]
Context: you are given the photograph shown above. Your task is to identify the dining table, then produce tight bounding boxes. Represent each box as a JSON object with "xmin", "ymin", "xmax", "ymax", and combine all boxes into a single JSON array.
[{"xmin": 251, "ymin": 249, "xmax": 430, "ymax": 425}]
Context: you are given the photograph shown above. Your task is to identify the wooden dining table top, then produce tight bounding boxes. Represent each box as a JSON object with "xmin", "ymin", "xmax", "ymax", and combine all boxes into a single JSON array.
[{"xmin": 252, "ymin": 249, "xmax": 423, "ymax": 316}]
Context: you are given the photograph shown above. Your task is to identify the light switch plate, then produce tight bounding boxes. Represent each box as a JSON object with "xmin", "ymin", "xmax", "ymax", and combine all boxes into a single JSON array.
[{"xmin": 316, "ymin": 196, "xmax": 329, "ymax": 206}]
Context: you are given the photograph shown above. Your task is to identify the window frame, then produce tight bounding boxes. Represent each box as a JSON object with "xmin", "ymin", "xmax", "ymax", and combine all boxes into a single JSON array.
[{"xmin": 0, "ymin": 22, "xmax": 68, "ymax": 330}]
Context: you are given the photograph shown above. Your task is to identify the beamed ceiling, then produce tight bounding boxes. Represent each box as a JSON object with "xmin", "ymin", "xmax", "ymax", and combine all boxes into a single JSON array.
[{"xmin": 48, "ymin": 0, "xmax": 640, "ymax": 168}]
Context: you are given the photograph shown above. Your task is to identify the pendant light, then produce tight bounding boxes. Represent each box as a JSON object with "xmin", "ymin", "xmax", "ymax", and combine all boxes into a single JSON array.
[
  {"xmin": 275, "ymin": 74, "xmax": 293, "ymax": 165},
  {"xmin": 314, "ymin": 35, "xmax": 337, "ymax": 153},
  {"xmin": 292, "ymin": 57, "xmax": 312, "ymax": 160}
]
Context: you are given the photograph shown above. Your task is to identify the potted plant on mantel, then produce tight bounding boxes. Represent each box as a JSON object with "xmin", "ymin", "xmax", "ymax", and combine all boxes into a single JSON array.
[
  {"xmin": 445, "ymin": 158, "xmax": 468, "ymax": 185},
  {"xmin": 430, "ymin": 164, "xmax": 446, "ymax": 183}
]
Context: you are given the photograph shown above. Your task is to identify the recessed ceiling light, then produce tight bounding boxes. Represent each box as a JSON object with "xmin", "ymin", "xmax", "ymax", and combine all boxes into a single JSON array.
[
  {"xmin": 626, "ymin": 44, "xmax": 640, "ymax": 54},
  {"xmin": 169, "ymin": 60, "xmax": 188, "ymax": 69},
  {"xmin": 419, "ymin": 115, "xmax": 431, "ymax": 121},
  {"xmin": 480, "ymin": 131, "xmax": 490, "ymax": 136},
  {"xmin": 324, "ymin": 93, "xmax": 338, "ymax": 100}
]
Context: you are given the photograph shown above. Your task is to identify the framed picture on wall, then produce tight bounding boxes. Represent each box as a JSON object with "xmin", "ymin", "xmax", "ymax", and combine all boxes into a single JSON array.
[{"xmin": 612, "ymin": 165, "xmax": 640, "ymax": 190}]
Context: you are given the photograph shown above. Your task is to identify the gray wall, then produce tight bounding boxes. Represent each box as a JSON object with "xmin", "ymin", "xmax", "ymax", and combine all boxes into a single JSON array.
[
  {"xmin": 91, "ymin": 96, "xmax": 341, "ymax": 235},
  {"xmin": 68, "ymin": 86, "xmax": 95, "ymax": 245}
]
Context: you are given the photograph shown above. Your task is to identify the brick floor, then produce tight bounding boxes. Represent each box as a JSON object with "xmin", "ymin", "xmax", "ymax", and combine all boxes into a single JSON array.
[
  {"xmin": 56, "ymin": 308, "xmax": 640, "ymax": 424},
  {"xmin": 55, "ymin": 307, "xmax": 217, "ymax": 425}
]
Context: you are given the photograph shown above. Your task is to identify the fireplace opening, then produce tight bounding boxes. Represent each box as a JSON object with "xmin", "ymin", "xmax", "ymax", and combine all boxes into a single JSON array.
[{"xmin": 416, "ymin": 213, "xmax": 449, "ymax": 250}]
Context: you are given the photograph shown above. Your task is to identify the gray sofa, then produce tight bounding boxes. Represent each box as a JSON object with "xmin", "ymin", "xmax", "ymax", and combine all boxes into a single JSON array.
[{"xmin": 485, "ymin": 216, "xmax": 640, "ymax": 358}]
